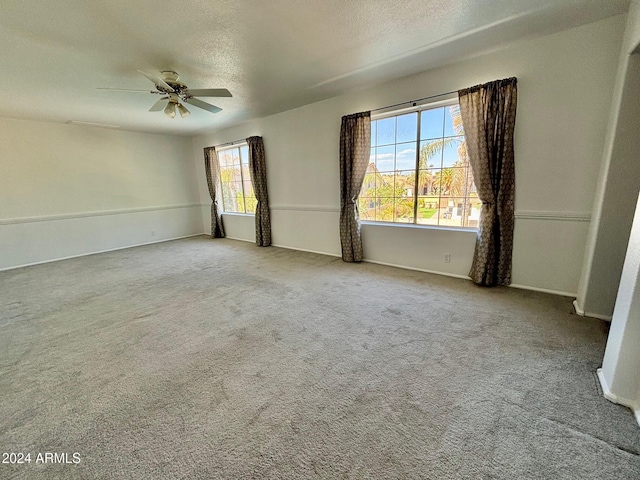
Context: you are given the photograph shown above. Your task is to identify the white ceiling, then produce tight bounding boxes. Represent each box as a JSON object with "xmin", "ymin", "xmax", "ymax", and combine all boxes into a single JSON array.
[{"xmin": 0, "ymin": 0, "xmax": 629, "ymax": 136}]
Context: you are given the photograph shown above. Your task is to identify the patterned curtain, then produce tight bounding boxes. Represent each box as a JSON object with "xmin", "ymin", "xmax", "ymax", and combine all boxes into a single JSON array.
[
  {"xmin": 339, "ymin": 111, "xmax": 371, "ymax": 262},
  {"xmin": 203, "ymin": 146, "xmax": 225, "ymax": 238},
  {"xmin": 458, "ymin": 77, "xmax": 518, "ymax": 286},
  {"xmin": 246, "ymin": 136, "xmax": 271, "ymax": 247}
]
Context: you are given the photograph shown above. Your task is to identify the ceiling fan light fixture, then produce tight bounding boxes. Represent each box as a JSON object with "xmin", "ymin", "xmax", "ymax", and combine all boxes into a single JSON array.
[
  {"xmin": 177, "ymin": 103, "xmax": 190, "ymax": 118},
  {"xmin": 164, "ymin": 101, "xmax": 176, "ymax": 119}
]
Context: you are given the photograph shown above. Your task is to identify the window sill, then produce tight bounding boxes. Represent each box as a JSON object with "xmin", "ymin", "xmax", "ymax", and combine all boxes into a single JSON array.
[
  {"xmin": 221, "ymin": 212, "xmax": 255, "ymax": 217},
  {"xmin": 361, "ymin": 220, "xmax": 477, "ymax": 233}
]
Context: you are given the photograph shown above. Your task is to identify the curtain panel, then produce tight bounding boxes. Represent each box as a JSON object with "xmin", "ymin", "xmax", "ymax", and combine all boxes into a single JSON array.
[
  {"xmin": 339, "ymin": 111, "xmax": 371, "ymax": 262},
  {"xmin": 203, "ymin": 146, "xmax": 226, "ymax": 238},
  {"xmin": 246, "ymin": 136, "xmax": 272, "ymax": 247},
  {"xmin": 458, "ymin": 77, "xmax": 518, "ymax": 286}
]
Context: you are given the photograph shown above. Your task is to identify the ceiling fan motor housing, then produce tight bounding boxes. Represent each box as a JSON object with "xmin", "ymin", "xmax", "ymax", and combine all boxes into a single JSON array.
[{"xmin": 158, "ymin": 71, "xmax": 187, "ymax": 95}]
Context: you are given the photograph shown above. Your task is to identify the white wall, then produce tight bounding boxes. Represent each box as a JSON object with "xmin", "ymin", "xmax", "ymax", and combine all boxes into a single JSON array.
[
  {"xmin": 624, "ymin": 0, "xmax": 640, "ymax": 52},
  {"xmin": 598, "ymin": 189, "xmax": 640, "ymax": 427},
  {"xmin": 591, "ymin": 1, "xmax": 640, "ymax": 429},
  {"xmin": 577, "ymin": 1, "xmax": 640, "ymax": 319},
  {"xmin": 0, "ymin": 118, "xmax": 203, "ymax": 269},
  {"xmin": 193, "ymin": 15, "xmax": 625, "ymax": 296}
]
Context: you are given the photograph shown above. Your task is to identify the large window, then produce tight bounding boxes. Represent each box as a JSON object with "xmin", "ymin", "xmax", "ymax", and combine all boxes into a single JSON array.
[
  {"xmin": 218, "ymin": 144, "xmax": 257, "ymax": 214},
  {"xmin": 359, "ymin": 102, "xmax": 480, "ymax": 228}
]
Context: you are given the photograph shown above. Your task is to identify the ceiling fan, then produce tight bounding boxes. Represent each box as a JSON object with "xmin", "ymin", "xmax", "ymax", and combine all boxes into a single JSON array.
[{"xmin": 100, "ymin": 70, "xmax": 232, "ymax": 118}]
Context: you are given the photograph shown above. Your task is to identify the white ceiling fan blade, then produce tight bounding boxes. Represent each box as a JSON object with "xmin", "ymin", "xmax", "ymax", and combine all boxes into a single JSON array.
[
  {"xmin": 187, "ymin": 88, "xmax": 232, "ymax": 98},
  {"xmin": 149, "ymin": 97, "xmax": 170, "ymax": 112},
  {"xmin": 185, "ymin": 97, "xmax": 222, "ymax": 114},
  {"xmin": 137, "ymin": 70, "xmax": 175, "ymax": 92}
]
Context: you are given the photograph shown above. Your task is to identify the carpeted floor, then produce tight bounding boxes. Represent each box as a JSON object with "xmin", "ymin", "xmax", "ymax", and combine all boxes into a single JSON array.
[{"xmin": 0, "ymin": 236, "xmax": 639, "ymax": 479}]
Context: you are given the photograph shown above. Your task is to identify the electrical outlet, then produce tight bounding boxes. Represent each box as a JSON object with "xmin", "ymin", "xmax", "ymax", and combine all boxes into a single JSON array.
[{"xmin": 444, "ymin": 253, "xmax": 451, "ymax": 263}]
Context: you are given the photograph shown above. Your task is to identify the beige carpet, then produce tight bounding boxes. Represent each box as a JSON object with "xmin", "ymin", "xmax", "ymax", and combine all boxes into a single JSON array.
[{"xmin": 1, "ymin": 236, "xmax": 639, "ymax": 479}]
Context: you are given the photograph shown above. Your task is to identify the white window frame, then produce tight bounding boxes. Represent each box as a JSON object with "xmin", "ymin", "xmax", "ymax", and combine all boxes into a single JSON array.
[
  {"xmin": 217, "ymin": 142, "xmax": 255, "ymax": 215},
  {"xmin": 362, "ymin": 97, "xmax": 479, "ymax": 230}
]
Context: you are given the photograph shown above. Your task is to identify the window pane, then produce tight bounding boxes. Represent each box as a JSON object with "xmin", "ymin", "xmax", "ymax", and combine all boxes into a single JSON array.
[
  {"xmin": 419, "ymin": 139, "xmax": 444, "ymax": 169},
  {"xmin": 442, "ymin": 137, "xmax": 467, "ymax": 167},
  {"xmin": 243, "ymin": 177, "xmax": 254, "ymax": 198},
  {"xmin": 455, "ymin": 197, "xmax": 471, "ymax": 227},
  {"xmin": 442, "ymin": 167, "xmax": 467, "ymax": 197},
  {"xmin": 417, "ymin": 196, "xmax": 440, "ymax": 225},
  {"xmin": 444, "ymin": 105, "xmax": 463, "ymax": 137},
  {"xmin": 428, "ymin": 168, "xmax": 444, "ymax": 195},
  {"xmin": 359, "ymin": 197, "xmax": 376, "ymax": 220},
  {"xmin": 218, "ymin": 150, "xmax": 233, "ymax": 168},
  {"xmin": 417, "ymin": 169, "xmax": 438, "ymax": 196},
  {"xmin": 395, "ymin": 143, "xmax": 416, "ymax": 170},
  {"xmin": 395, "ymin": 170, "xmax": 415, "ymax": 197},
  {"xmin": 467, "ymin": 196, "xmax": 483, "ymax": 228},
  {"xmin": 245, "ymin": 194, "xmax": 257, "ymax": 214},
  {"xmin": 219, "ymin": 164, "xmax": 234, "ymax": 178},
  {"xmin": 230, "ymin": 148, "xmax": 241, "ymax": 167},
  {"xmin": 221, "ymin": 163, "xmax": 241, "ymax": 183},
  {"xmin": 377, "ymin": 172, "xmax": 395, "ymax": 197},
  {"xmin": 235, "ymin": 168, "xmax": 244, "ymax": 183},
  {"xmin": 437, "ymin": 197, "xmax": 455, "ymax": 225},
  {"xmin": 377, "ymin": 117, "xmax": 395, "ymax": 146},
  {"xmin": 438, "ymin": 197, "xmax": 473, "ymax": 226},
  {"xmin": 439, "ymin": 168, "xmax": 456, "ymax": 195},
  {"xmin": 241, "ymin": 164, "xmax": 251, "ymax": 184},
  {"xmin": 361, "ymin": 163, "xmax": 378, "ymax": 197},
  {"xmin": 240, "ymin": 146, "xmax": 249, "ymax": 165},
  {"xmin": 376, "ymin": 198, "xmax": 394, "ymax": 222},
  {"xmin": 375, "ymin": 145, "xmax": 395, "ymax": 172},
  {"xmin": 221, "ymin": 181, "xmax": 235, "ymax": 212},
  {"xmin": 231, "ymin": 181, "xmax": 245, "ymax": 213},
  {"xmin": 396, "ymin": 112, "xmax": 417, "ymax": 143},
  {"xmin": 420, "ymin": 107, "xmax": 444, "ymax": 140},
  {"xmin": 394, "ymin": 197, "xmax": 415, "ymax": 223}
]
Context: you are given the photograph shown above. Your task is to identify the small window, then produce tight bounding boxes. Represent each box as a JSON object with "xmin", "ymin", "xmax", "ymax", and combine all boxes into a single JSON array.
[
  {"xmin": 359, "ymin": 102, "xmax": 480, "ymax": 228},
  {"xmin": 217, "ymin": 144, "xmax": 257, "ymax": 214}
]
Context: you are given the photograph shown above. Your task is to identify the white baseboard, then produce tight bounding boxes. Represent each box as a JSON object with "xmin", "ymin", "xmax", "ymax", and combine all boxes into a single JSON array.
[
  {"xmin": 597, "ymin": 368, "xmax": 640, "ymax": 428},
  {"xmin": 0, "ymin": 234, "xmax": 203, "ymax": 272},
  {"xmin": 573, "ymin": 299, "xmax": 585, "ymax": 316},
  {"xmin": 225, "ymin": 236, "xmax": 255, "ymax": 243},
  {"xmin": 365, "ymin": 261, "xmax": 579, "ymax": 297},
  {"xmin": 271, "ymin": 242, "xmax": 341, "ymax": 258},
  {"xmin": 362, "ymin": 258, "xmax": 472, "ymax": 281},
  {"xmin": 573, "ymin": 300, "xmax": 613, "ymax": 321},
  {"xmin": 510, "ymin": 283, "xmax": 575, "ymax": 298},
  {"xmin": 217, "ymin": 237, "xmax": 341, "ymax": 258}
]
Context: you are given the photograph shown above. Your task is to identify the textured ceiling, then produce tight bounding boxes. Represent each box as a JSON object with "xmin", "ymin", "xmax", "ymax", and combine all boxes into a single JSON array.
[{"xmin": 0, "ymin": 0, "xmax": 629, "ymax": 136}]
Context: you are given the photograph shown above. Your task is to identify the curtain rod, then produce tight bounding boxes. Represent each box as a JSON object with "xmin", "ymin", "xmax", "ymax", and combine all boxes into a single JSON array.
[
  {"xmin": 370, "ymin": 89, "xmax": 458, "ymax": 113},
  {"xmin": 215, "ymin": 138, "xmax": 247, "ymax": 148}
]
